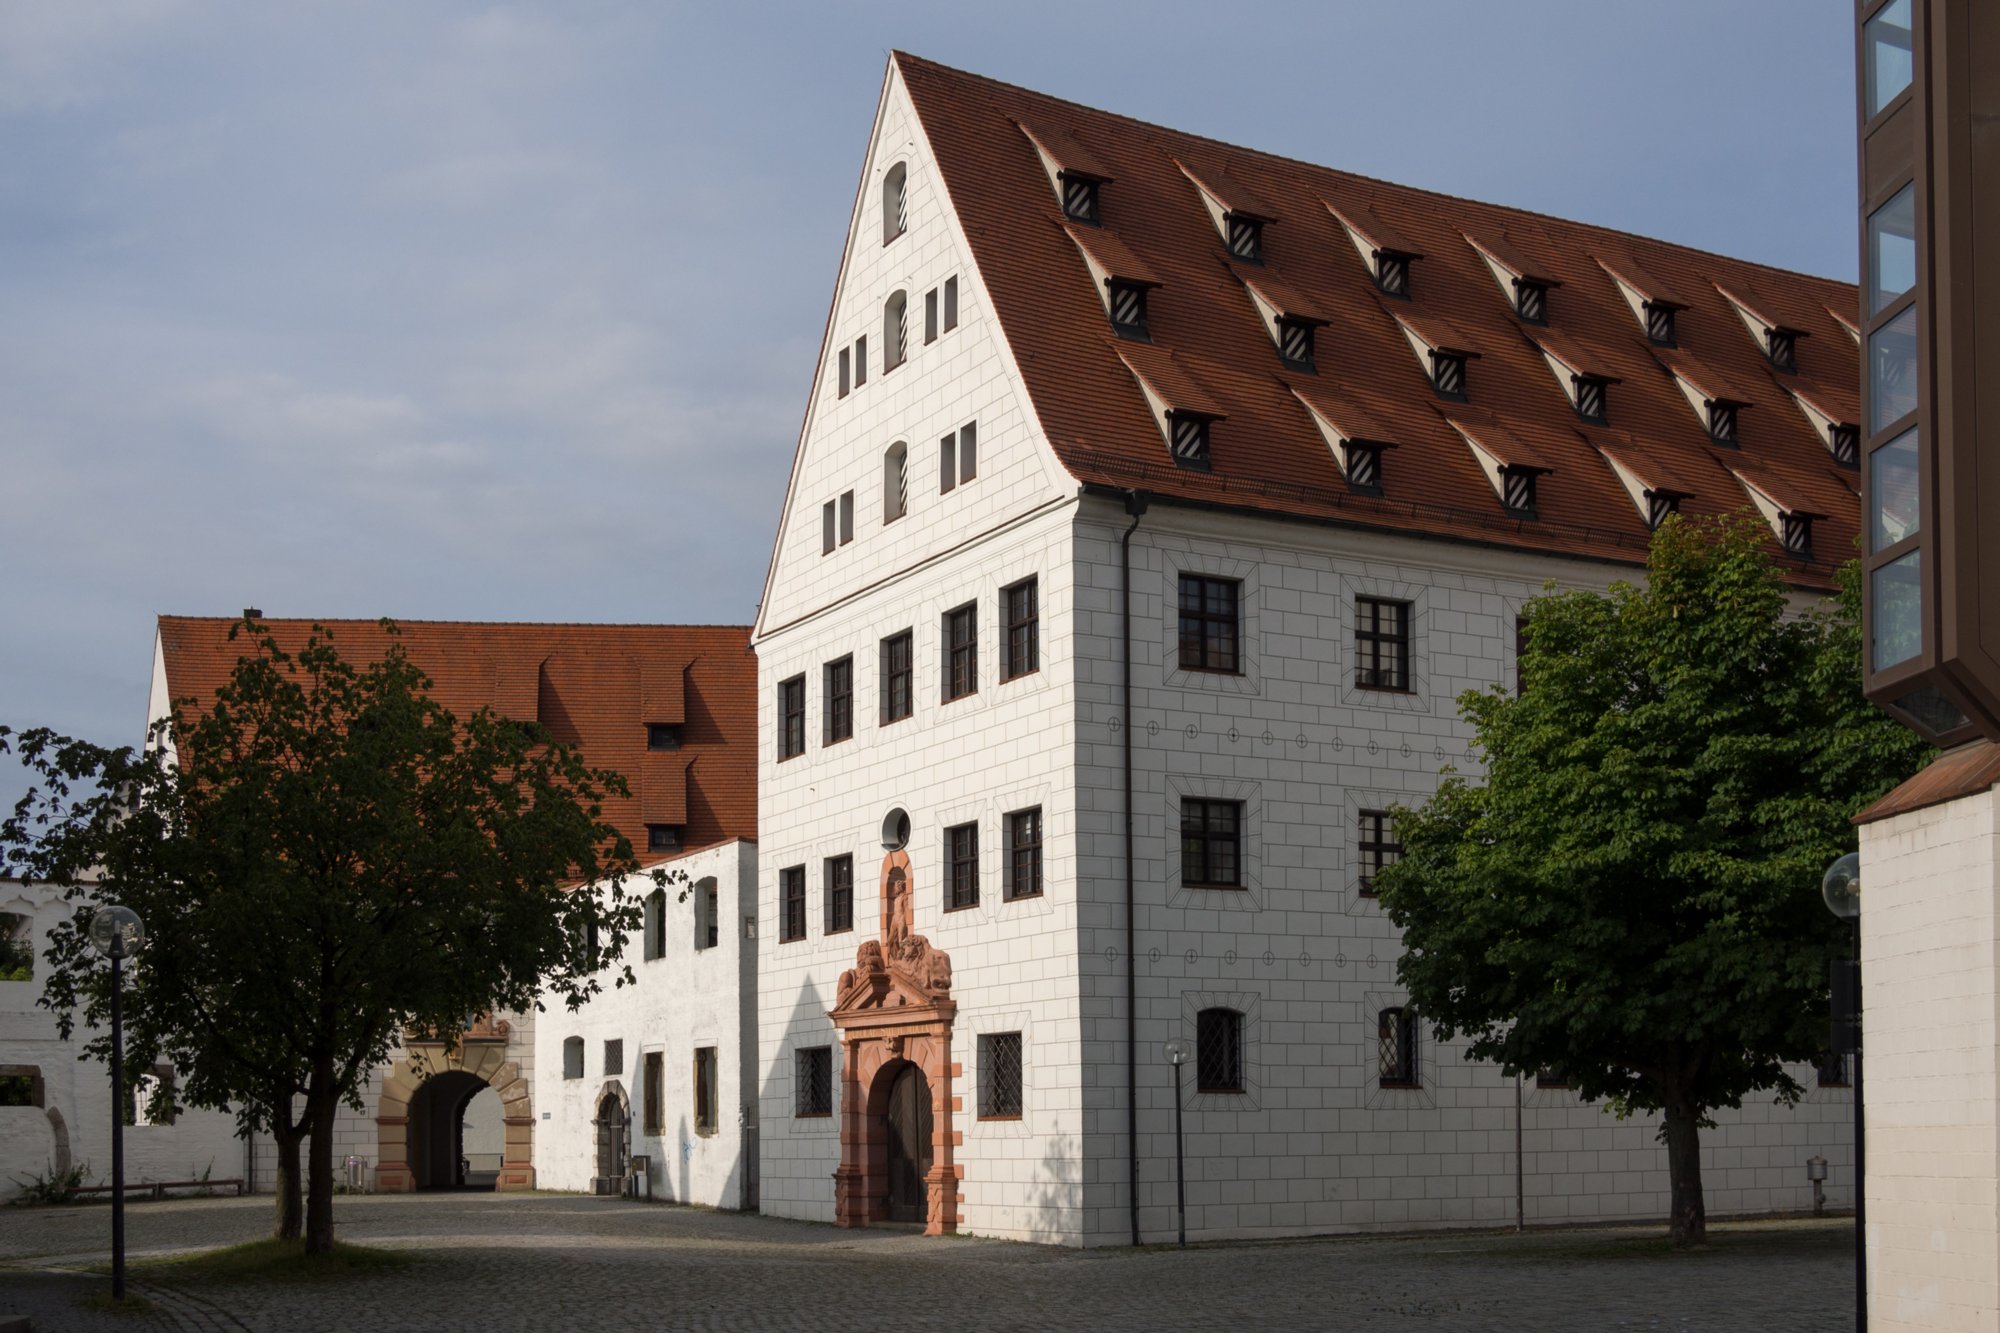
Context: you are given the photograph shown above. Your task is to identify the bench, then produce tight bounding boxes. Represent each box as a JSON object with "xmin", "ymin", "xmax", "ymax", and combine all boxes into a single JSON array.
[{"xmin": 70, "ymin": 1177, "xmax": 245, "ymax": 1201}]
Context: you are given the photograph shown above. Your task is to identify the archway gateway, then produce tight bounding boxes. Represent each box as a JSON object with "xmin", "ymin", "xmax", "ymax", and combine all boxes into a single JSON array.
[
  {"xmin": 375, "ymin": 1014, "xmax": 534, "ymax": 1192},
  {"xmin": 829, "ymin": 850, "xmax": 959, "ymax": 1234}
]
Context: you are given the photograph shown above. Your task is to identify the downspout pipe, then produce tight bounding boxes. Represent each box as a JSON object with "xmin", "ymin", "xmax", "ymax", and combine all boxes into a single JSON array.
[{"xmin": 1120, "ymin": 489, "xmax": 1147, "ymax": 1246}]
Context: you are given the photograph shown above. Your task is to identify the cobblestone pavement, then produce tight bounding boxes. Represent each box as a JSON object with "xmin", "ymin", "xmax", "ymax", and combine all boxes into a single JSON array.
[{"xmin": 0, "ymin": 1193, "xmax": 1855, "ymax": 1332}]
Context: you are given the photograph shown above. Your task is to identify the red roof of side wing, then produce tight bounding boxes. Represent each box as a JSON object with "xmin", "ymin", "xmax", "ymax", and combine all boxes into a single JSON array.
[{"xmin": 894, "ymin": 54, "xmax": 1860, "ymax": 584}]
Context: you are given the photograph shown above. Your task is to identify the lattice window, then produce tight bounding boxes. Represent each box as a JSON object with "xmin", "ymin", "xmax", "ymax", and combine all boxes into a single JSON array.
[
  {"xmin": 780, "ymin": 866, "xmax": 806, "ymax": 943},
  {"xmin": 778, "ymin": 676, "xmax": 805, "ymax": 760},
  {"xmin": 823, "ymin": 656, "xmax": 853, "ymax": 745},
  {"xmin": 1514, "ymin": 279, "xmax": 1547, "ymax": 324},
  {"xmin": 1503, "ymin": 467, "xmax": 1539, "ymax": 514},
  {"xmin": 1178, "ymin": 575, "xmax": 1240, "ymax": 673},
  {"xmin": 1109, "ymin": 280, "xmax": 1149, "ymax": 338},
  {"xmin": 1227, "ymin": 215, "xmax": 1262, "ymax": 262},
  {"xmin": 1430, "ymin": 350, "xmax": 1466, "ymax": 398},
  {"xmin": 1644, "ymin": 301, "xmax": 1677, "ymax": 346},
  {"xmin": 604, "ymin": 1040, "xmax": 624, "ymax": 1078},
  {"xmin": 947, "ymin": 821, "xmax": 979, "ymax": 910},
  {"xmin": 980, "ymin": 1032, "xmax": 1024, "ymax": 1117},
  {"xmin": 824, "ymin": 855, "xmax": 853, "ymax": 934},
  {"xmin": 1004, "ymin": 577, "xmax": 1039, "ymax": 680},
  {"xmin": 1378, "ymin": 1007, "xmax": 1420, "ymax": 1087},
  {"xmin": 1005, "ymin": 807, "xmax": 1043, "ymax": 900},
  {"xmin": 1574, "ymin": 376, "xmax": 1607, "ymax": 423},
  {"xmin": 796, "ymin": 1046, "xmax": 833, "ymax": 1116},
  {"xmin": 1196, "ymin": 1008, "xmax": 1244, "ymax": 1093},
  {"xmin": 1062, "ymin": 173, "xmax": 1099, "ymax": 224},
  {"xmin": 880, "ymin": 631, "xmax": 913, "ymax": 723},
  {"xmin": 1345, "ymin": 443, "xmax": 1382, "ymax": 492},
  {"xmin": 1355, "ymin": 597, "xmax": 1411, "ymax": 691},
  {"xmin": 1181, "ymin": 799, "xmax": 1243, "ymax": 889},
  {"xmin": 1278, "ymin": 317, "xmax": 1315, "ymax": 371},
  {"xmin": 944, "ymin": 603, "xmax": 978, "ymax": 702},
  {"xmin": 1357, "ymin": 809, "xmax": 1400, "ymax": 896}
]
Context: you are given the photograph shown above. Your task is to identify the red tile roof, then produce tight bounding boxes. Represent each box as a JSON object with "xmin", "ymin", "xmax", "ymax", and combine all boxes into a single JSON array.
[
  {"xmin": 896, "ymin": 54, "xmax": 1861, "ymax": 584},
  {"xmin": 155, "ymin": 618, "xmax": 757, "ymax": 866}
]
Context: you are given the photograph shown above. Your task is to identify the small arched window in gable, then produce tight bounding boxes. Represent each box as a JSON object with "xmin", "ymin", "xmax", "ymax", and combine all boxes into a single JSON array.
[
  {"xmin": 882, "ymin": 163, "xmax": 908, "ymax": 246},
  {"xmin": 884, "ymin": 442, "xmax": 908, "ymax": 523},
  {"xmin": 883, "ymin": 291, "xmax": 909, "ymax": 372}
]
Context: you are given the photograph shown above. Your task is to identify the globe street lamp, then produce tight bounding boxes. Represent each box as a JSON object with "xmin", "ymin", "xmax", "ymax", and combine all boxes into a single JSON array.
[
  {"xmin": 1163, "ymin": 1039, "xmax": 1191, "ymax": 1249},
  {"xmin": 88, "ymin": 905, "xmax": 145, "ymax": 1303},
  {"xmin": 1820, "ymin": 853, "xmax": 1863, "ymax": 1333}
]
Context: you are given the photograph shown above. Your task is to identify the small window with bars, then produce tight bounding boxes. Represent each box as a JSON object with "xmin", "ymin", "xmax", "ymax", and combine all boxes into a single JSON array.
[
  {"xmin": 823, "ymin": 656, "xmax": 853, "ymax": 745},
  {"xmin": 1376, "ymin": 252, "xmax": 1411, "ymax": 298},
  {"xmin": 1829, "ymin": 424, "xmax": 1860, "ymax": 468},
  {"xmin": 1513, "ymin": 279, "xmax": 1548, "ymax": 324},
  {"xmin": 1109, "ymin": 280, "xmax": 1150, "ymax": 339},
  {"xmin": 1226, "ymin": 214, "xmax": 1262, "ymax": 262},
  {"xmin": 1502, "ymin": 466, "xmax": 1539, "ymax": 515},
  {"xmin": 946, "ymin": 821, "xmax": 979, "ymax": 910},
  {"xmin": 883, "ymin": 291, "xmax": 908, "ymax": 372},
  {"xmin": 778, "ymin": 676, "xmax": 805, "ymax": 760},
  {"xmin": 1168, "ymin": 412, "xmax": 1211, "ymax": 471},
  {"xmin": 1573, "ymin": 375, "xmax": 1608, "ymax": 423},
  {"xmin": 1181, "ymin": 798, "xmax": 1243, "ymax": 889},
  {"xmin": 1765, "ymin": 327, "xmax": 1797, "ymax": 373},
  {"xmin": 1278, "ymin": 317, "xmax": 1316, "ymax": 371},
  {"xmin": 1344, "ymin": 442, "xmax": 1382, "ymax": 493},
  {"xmin": 980, "ymin": 1032, "xmax": 1024, "ymax": 1117},
  {"xmin": 1354, "ymin": 597, "xmax": 1411, "ymax": 691},
  {"xmin": 1196, "ymin": 1008, "xmax": 1244, "ymax": 1093},
  {"xmin": 647, "ymin": 723, "xmax": 682, "ymax": 751},
  {"xmin": 882, "ymin": 163, "xmax": 907, "ymax": 246},
  {"xmin": 1782, "ymin": 513, "xmax": 1814, "ymax": 557},
  {"xmin": 1004, "ymin": 806, "xmax": 1043, "ymax": 901},
  {"xmin": 1707, "ymin": 401, "xmax": 1738, "ymax": 444},
  {"xmin": 796, "ymin": 1046, "xmax": 834, "ymax": 1116},
  {"xmin": 604, "ymin": 1039, "xmax": 624, "ymax": 1078},
  {"xmin": 1177, "ymin": 575, "xmax": 1240, "ymax": 673},
  {"xmin": 1378, "ymin": 1007, "xmax": 1420, "ymax": 1088},
  {"xmin": 880, "ymin": 630, "xmax": 914, "ymax": 723},
  {"xmin": 779, "ymin": 865, "xmax": 806, "ymax": 943},
  {"xmin": 824, "ymin": 855, "xmax": 853, "ymax": 934},
  {"xmin": 943, "ymin": 603, "xmax": 977, "ymax": 702},
  {"xmin": 1644, "ymin": 301, "xmax": 1677, "ymax": 346},
  {"xmin": 1061, "ymin": 172, "xmax": 1099, "ymax": 224},
  {"xmin": 1003, "ymin": 577, "xmax": 1039, "ymax": 680},
  {"xmin": 1357, "ymin": 809, "xmax": 1400, "ymax": 896},
  {"xmin": 884, "ymin": 442, "xmax": 908, "ymax": 523},
  {"xmin": 1429, "ymin": 350, "xmax": 1467, "ymax": 399},
  {"xmin": 646, "ymin": 825, "xmax": 681, "ymax": 855}
]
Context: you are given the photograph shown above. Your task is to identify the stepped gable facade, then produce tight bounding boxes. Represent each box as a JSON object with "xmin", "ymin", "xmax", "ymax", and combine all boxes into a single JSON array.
[{"xmin": 752, "ymin": 54, "xmax": 1859, "ymax": 1246}]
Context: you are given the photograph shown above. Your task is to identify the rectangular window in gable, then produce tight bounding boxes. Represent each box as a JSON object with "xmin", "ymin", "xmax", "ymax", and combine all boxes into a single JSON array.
[
  {"xmin": 925, "ymin": 288, "xmax": 939, "ymax": 344},
  {"xmin": 1376, "ymin": 253, "xmax": 1410, "ymax": 298},
  {"xmin": 944, "ymin": 276, "xmax": 959, "ymax": 330},
  {"xmin": 1707, "ymin": 401, "xmax": 1738, "ymax": 445},
  {"xmin": 1503, "ymin": 466, "xmax": 1539, "ymax": 515},
  {"xmin": 839, "ymin": 490, "xmax": 854, "ymax": 546},
  {"xmin": 1513, "ymin": 279, "xmax": 1548, "ymax": 324},
  {"xmin": 1644, "ymin": 301, "xmax": 1677, "ymax": 346},
  {"xmin": 854, "ymin": 335, "xmax": 867, "ymax": 386},
  {"xmin": 838, "ymin": 348, "xmax": 850, "ymax": 398},
  {"xmin": 647, "ymin": 824, "xmax": 681, "ymax": 854},
  {"xmin": 1429, "ymin": 351, "xmax": 1466, "ymax": 399},
  {"xmin": 1344, "ymin": 442, "xmax": 1382, "ymax": 494},
  {"xmin": 821, "ymin": 501, "xmax": 835, "ymax": 556},
  {"xmin": 1766, "ymin": 328, "xmax": 1798, "ymax": 373}
]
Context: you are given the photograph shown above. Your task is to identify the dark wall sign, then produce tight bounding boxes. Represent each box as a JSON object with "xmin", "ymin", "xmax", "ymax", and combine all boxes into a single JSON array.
[{"xmin": 1858, "ymin": 0, "xmax": 2000, "ymax": 744}]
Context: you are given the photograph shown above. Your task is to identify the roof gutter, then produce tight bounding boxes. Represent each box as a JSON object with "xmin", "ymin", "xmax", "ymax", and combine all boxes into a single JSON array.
[{"xmin": 1119, "ymin": 488, "xmax": 1147, "ymax": 1247}]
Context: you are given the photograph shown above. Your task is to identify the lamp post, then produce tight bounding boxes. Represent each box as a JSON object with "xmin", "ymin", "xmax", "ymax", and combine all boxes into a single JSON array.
[
  {"xmin": 1821, "ymin": 852, "xmax": 1863, "ymax": 1333},
  {"xmin": 88, "ymin": 905, "xmax": 145, "ymax": 1303},
  {"xmin": 1163, "ymin": 1039, "xmax": 1190, "ymax": 1249}
]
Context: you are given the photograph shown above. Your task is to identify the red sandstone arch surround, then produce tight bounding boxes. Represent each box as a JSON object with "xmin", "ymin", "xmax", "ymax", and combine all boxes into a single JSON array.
[
  {"xmin": 829, "ymin": 850, "xmax": 959, "ymax": 1233},
  {"xmin": 374, "ymin": 1016, "xmax": 534, "ymax": 1192}
]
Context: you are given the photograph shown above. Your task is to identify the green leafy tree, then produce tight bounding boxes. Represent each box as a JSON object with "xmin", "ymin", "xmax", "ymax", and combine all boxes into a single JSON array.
[
  {"xmin": 2, "ymin": 619, "xmax": 669, "ymax": 1252},
  {"xmin": 1374, "ymin": 516, "xmax": 1927, "ymax": 1246}
]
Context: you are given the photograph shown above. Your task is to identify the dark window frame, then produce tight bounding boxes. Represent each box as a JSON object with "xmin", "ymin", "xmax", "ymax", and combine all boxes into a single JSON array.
[
  {"xmin": 1513, "ymin": 279, "xmax": 1548, "ymax": 324},
  {"xmin": 1573, "ymin": 375, "xmax": 1608, "ymax": 423},
  {"xmin": 1357, "ymin": 809, "xmax": 1401, "ymax": 897},
  {"xmin": 943, "ymin": 603, "xmax": 978, "ymax": 703},
  {"xmin": 1354, "ymin": 596, "xmax": 1412, "ymax": 692},
  {"xmin": 880, "ymin": 630, "xmax": 914, "ymax": 724},
  {"xmin": 1061, "ymin": 172, "xmax": 1100, "ymax": 224},
  {"xmin": 824, "ymin": 854, "xmax": 854, "ymax": 935},
  {"xmin": 1429, "ymin": 349, "xmax": 1467, "ymax": 399},
  {"xmin": 646, "ymin": 723, "xmax": 682, "ymax": 752},
  {"xmin": 779, "ymin": 865, "xmax": 807, "ymax": 943},
  {"xmin": 1226, "ymin": 214, "xmax": 1263, "ymax": 263},
  {"xmin": 644, "ymin": 1050, "xmax": 664, "ymax": 1135},
  {"xmin": 1707, "ymin": 400, "xmax": 1739, "ymax": 445},
  {"xmin": 1378, "ymin": 1007, "xmax": 1421, "ymax": 1088},
  {"xmin": 1177, "ymin": 575, "xmax": 1241, "ymax": 674},
  {"xmin": 1003, "ymin": 577, "xmax": 1039, "ymax": 680},
  {"xmin": 823, "ymin": 656, "xmax": 853, "ymax": 746},
  {"xmin": 946, "ymin": 821, "xmax": 980, "ymax": 911},
  {"xmin": 1004, "ymin": 806, "xmax": 1043, "ymax": 901},
  {"xmin": 1277, "ymin": 316, "xmax": 1316, "ymax": 371},
  {"xmin": 778, "ymin": 675, "xmax": 806, "ymax": 761},
  {"xmin": 1375, "ymin": 252, "xmax": 1411, "ymax": 298},
  {"xmin": 1180, "ymin": 798, "xmax": 1243, "ymax": 890},
  {"xmin": 1108, "ymin": 279, "xmax": 1151, "ymax": 339},
  {"xmin": 1196, "ymin": 1008, "xmax": 1245, "ymax": 1093},
  {"xmin": 1168, "ymin": 411, "xmax": 1211, "ymax": 471},
  {"xmin": 796, "ymin": 1046, "xmax": 834, "ymax": 1117},
  {"xmin": 979, "ymin": 1032, "xmax": 1024, "ymax": 1118},
  {"xmin": 693, "ymin": 1046, "xmax": 718, "ymax": 1136},
  {"xmin": 646, "ymin": 824, "xmax": 681, "ymax": 855},
  {"xmin": 943, "ymin": 276, "xmax": 959, "ymax": 330},
  {"xmin": 1644, "ymin": 301, "xmax": 1678, "ymax": 346}
]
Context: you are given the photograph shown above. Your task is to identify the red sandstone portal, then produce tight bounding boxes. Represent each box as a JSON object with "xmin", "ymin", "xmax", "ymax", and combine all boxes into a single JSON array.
[{"xmin": 829, "ymin": 850, "xmax": 959, "ymax": 1233}]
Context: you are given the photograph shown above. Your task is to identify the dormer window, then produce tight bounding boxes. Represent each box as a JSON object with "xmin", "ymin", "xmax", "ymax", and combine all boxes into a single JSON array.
[
  {"xmin": 1430, "ymin": 351, "xmax": 1466, "ymax": 399},
  {"xmin": 1344, "ymin": 442, "xmax": 1383, "ymax": 493},
  {"xmin": 1501, "ymin": 466, "xmax": 1538, "ymax": 515},
  {"xmin": 1278, "ymin": 317, "xmax": 1316, "ymax": 371},
  {"xmin": 1645, "ymin": 302, "xmax": 1677, "ymax": 345},
  {"xmin": 1830, "ymin": 424, "xmax": 1860, "ymax": 468},
  {"xmin": 1573, "ymin": 375, "xmax": 1608, "ymax": 423},
  {"xmin": 1226, "ymin": 215, "xmax": 1262, "ymax": 262},
  {"xmin": 1647, "ymin": 492, "xmax": 1681, "ymax": 529},
  {"xmin": 1782, "ymin": 512, "xmax": 1813, "ymax": 556},
  {"xmin": 1514, "ymin": 280, "xmax": 1548, "ymax": 323},
  {"xmin": 1377, "ymin": 253, "xmax": 1411, "ymax": 298},
  {"xmin": 1707, "ymin": 401, "xmax": 1738, "ymax": 444},
  {"xmin": 647, "ymin": 724, "xmax": 682, "ymax": 751},
  {"xmin": 1765, "ymin": 327, "xmax": 1797, "ymax": 372},
  {"xmin": 1109, "ymin": 279, "xmax": 1150, "ymax": 339},
  {"xmin": 1063, "ymin": 173, "xmax": 1100, "ymax": 224},
  {"xmin": 1168, "ymin": 412, "xmax": 1212, "ymax": 471},
  {"xmin": 1329, "ymin": 199, "xmax": 1423, "ymax": 299}
]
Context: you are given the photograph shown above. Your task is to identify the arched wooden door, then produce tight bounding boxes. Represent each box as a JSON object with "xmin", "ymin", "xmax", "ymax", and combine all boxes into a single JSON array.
[
  {"xmin": 595, "ymin": 1090, "xmax": 629, "ymax": 1181},
  {"xmin": 882, "ymin": 1063, "xmax": 932, "ymax": 1224}
]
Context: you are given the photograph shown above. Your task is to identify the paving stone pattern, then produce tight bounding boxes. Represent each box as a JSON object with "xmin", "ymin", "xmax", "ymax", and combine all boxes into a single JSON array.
[{"xmin": 1, "ymin": 1194, "xmax": 1854, "ymax": 1331}]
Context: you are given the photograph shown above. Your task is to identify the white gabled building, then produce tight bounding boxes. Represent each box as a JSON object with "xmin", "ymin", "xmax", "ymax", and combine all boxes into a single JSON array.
[{"xmin": 752, "ymin": 53, "xmax": 1865, "ymax": 1246}]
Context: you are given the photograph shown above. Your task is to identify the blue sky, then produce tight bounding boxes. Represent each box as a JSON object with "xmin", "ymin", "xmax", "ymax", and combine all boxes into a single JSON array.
[{"xmin": 1, "ymin": 1, "xmax": 1855, "ymax": 806}]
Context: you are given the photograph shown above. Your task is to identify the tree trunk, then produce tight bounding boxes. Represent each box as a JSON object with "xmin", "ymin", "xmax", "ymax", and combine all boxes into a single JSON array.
[
  {"xmin": 303, "ymin": 1062, "xmax": 340, "ymax": 1256},
  {"xmin": 271, "ymin": 1119, "xmax": 304, "ymax": 1243},
  {"xmin": 1661, "ymin": 1099, "xmax": 1707, "ymax": 1247}
]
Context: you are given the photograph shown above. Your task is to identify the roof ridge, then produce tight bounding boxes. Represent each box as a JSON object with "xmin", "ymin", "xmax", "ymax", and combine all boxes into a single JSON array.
[
  {"xmin": 890, "ymin": 50, "xmax": 1852, "ymax": 289},
  {"xmin": 156, "ymin": 615, "xmax": 753, "ymax": 630}
]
